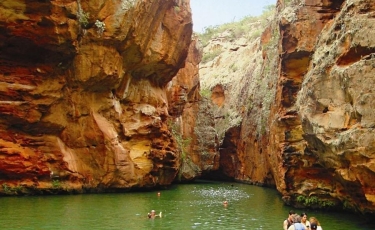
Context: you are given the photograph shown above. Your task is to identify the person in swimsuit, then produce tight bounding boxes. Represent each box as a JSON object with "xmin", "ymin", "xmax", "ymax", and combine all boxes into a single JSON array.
[{"xmin": 283, "ymin": 210, "xmax": 296, "ymax": 230}]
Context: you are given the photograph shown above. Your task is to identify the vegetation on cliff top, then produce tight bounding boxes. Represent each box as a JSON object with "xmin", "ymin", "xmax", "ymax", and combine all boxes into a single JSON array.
[
  {"xmin": 196, "ymin": 4, "xmax": 278, "ymax": 141},
  {"xmin": 197, "ymin": 4, "xmax": 275, "ymax": 49}
]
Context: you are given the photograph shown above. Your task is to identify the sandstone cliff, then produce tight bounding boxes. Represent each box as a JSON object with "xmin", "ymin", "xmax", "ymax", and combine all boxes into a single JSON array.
[
  {"xmin": 167, "ymin": 36, "xmax": 219, "ymax": 181},
  {"xmin": 2, "ymin": 0, "xmax": 375, "ymax": 217},
  {"xmin": 198, "ymin": 0, "xmax": 375, "ymax": 215},
  {"xmin": 0, "ymin": 0, "xmax": 192, "ymax": 193}
]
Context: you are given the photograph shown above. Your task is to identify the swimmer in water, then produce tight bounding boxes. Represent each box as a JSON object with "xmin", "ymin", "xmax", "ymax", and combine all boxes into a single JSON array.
[
  {"xmin": 223, "ymin": 200, "xmax": 228, "ymax": 207},
  {"xmin": 148, "ymin": 210, "xmax": 162, "ymax": 218}
]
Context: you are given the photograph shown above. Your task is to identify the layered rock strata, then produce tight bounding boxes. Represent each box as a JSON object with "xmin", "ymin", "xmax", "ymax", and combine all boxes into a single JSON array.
[
  {"xmin": 167, "ymin": 36, "xmax": 219, "ymax": 181},
  {"xmin": 0, "ymin": 0, "xmax": 192, "ymax": 193},
  {"xmin": 199, "ymin": 0, "xmax": 375, "ymax": 215}
]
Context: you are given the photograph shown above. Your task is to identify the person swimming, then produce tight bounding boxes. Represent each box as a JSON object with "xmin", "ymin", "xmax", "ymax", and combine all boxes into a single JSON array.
[
  {"xmin": 148, "ymin": 210, "xmax": 162, "ymax": 218},
  {"xmin": 223, "ymin": 200, "xmax": 228, "ymax": 207}
]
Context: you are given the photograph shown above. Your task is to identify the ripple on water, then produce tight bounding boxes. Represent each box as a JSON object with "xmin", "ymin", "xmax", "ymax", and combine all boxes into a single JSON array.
[
  {"xmin": 1, "ymin": 182, "xmax": 374, "ymax": 230},
  {"xmin": 191, "ymin": 186, "xmax": 251, "ymax": 202}
]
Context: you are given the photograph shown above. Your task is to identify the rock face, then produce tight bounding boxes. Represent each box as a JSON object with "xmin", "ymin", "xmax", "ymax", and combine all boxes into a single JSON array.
[
  {"xmin": 167, "ymin": 36, "xmax": 219, "ymax": 181},
  {"xmin": 199, "ymin": 9, "xmax": 278, "ymax": 185},
  {"xmin": 271, "ymin": 0, "xmax": 375, "ymax": 215},
  {"xmin": 199, "ymin": 0, "xmax": 375, "ymax": 215},
  {"xmin": 294, "ymin": 0, "xmax": 375, "ymax": 214},
  {"xmin": 2, "ymin": 0, "xmax": 375, "ymax": 217},
  {"xmin": 0, "ymin": 0, "xmax": 192, "ymax": 193}
]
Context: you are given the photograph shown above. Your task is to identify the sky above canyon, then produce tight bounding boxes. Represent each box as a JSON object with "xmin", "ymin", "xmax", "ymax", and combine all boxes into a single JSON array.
[{"xmin": 190, "ymin": 0, "xmax": 275, "ymax": 33}]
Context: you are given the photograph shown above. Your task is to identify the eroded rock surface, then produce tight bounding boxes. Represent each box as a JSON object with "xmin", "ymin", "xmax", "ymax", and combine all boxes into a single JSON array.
[
  {"xmin": 295, "ymin": 0, "xmax": 375, "ymax": 214},
  {"xmin": 0, "ymin": 0, "xmax": 192, "ymax": 193},
  {"xmin": 199, "ymin": 0, "xmax": 375, "ymax": 215},
  {"xmin": 167, "ymin": 37, "xmax": 219, "ymax": 181}
]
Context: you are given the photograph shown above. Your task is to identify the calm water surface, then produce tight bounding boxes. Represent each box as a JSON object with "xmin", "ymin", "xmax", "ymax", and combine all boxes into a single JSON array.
[{"xmin": 0, "ymin": 181, "xmax": 374, "ymax": 229}]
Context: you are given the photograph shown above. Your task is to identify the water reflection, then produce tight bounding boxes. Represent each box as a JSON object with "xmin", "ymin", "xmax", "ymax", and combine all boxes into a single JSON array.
[{"xmin": 0, "ymin": 181, "xmax": 374, "ymax": 230}]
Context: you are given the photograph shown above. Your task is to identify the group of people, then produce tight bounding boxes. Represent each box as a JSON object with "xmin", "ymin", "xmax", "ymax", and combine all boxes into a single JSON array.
[
  {"xmin": 283, "ymin": 210, "xmax": 323, "ymax": 230},
  {"xmin": 148, "ymin": 194, "xmax": 322, "ymax": 227}
]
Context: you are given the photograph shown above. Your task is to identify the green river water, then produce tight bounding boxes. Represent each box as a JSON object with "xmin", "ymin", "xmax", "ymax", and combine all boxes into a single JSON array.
[{"xmin": 0, "ymin": 181, "xmax": 374, "ymax": 230}]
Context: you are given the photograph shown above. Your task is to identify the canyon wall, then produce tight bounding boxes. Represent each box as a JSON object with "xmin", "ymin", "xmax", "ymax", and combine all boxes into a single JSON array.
[
  {"xmin": 293, "ymin": 0, "xmax": 375, "ymax": 214},
  {"xmin": 199, "ymin": 0, "xmax": 375, "ymax": 215},
  {"xmin": 1, "ymin": 0, "xmax": 375, "ymax": 217},
  {"xmin": 167, "ymin": 36, "xmax": 219, "ymax": 181},
  {"xmin": 0, "ymin": 0, "xmax": 192, "ymax": 193}
]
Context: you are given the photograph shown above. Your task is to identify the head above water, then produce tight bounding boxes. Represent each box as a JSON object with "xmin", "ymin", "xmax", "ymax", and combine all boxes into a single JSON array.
[{"xmin": 151, "ymin": 210, "xmax": 155, "ymax": 213}]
